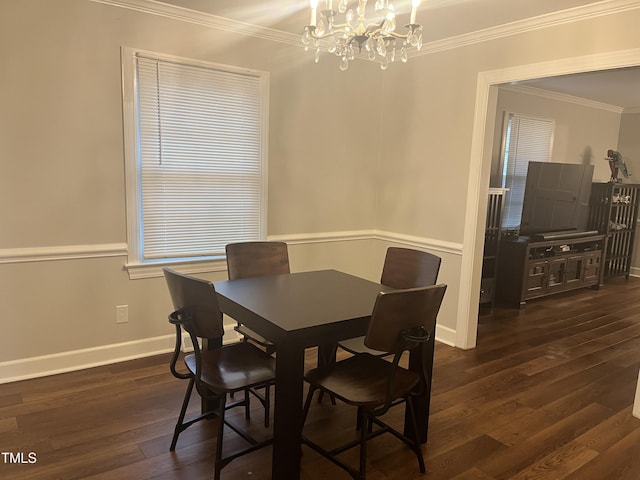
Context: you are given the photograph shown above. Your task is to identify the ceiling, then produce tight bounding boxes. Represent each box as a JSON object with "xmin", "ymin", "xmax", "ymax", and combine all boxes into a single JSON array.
[
  {"xmin": 157, "ymin": 0, "xmax": 640, "ymax": 109},
  {"xmin": 516, "ymin": 68, "xmax": 640, "ymax": 110},
  {"xmin": 156, "ymin": 0, "xmax": 607, "ymax": 41}
]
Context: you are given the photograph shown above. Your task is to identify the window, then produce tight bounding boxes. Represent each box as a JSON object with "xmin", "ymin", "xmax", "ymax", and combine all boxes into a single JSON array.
[
  {"xmin": 499, "ymin": 112, "xmax": 554, "ymax": 229},
  {"xmin": 122, "ymin": 48, "xmax": 268, "ymax": 277}
]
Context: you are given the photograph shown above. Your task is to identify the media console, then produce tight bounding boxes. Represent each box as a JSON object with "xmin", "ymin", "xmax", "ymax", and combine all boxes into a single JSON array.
[{"xmin": 496, "ymin": 233, "xmax": 604, "ymax": 308}]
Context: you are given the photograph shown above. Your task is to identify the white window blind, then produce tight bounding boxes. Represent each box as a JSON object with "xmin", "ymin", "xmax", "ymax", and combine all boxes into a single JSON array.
[
  {"xmin": 135, "ymin": 54, "xmax": 266, "ymax": 261},
  {"xmin": 500, "ymin": 113, "xmax": 554, "ymax": 229}
]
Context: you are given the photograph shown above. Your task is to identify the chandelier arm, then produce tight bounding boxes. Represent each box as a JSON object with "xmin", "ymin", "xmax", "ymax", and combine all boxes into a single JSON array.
[
  {"xmin": 379, "ymin": 31, "xmax": 410, "ymax": 40},
  {"xmin": 360, "ymin": 24, "xmax": 401, "ymax": 40},
  {"xmin": 308, "ymin": 26, "xmax": 352, "ymax": 39},
  {"xmin": 364, "ymin": 23, "xmax": 420, "ymax": 40}
]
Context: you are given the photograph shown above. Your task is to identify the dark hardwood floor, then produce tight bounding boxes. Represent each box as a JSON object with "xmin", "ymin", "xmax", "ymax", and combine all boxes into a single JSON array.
[{"xmin": 2, "ymin": 278, "xmax": 640, "ymax": 479}]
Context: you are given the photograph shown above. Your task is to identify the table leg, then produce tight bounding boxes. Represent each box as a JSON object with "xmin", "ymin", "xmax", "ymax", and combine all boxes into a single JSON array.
[
  {"xmin": 272, "ymin": 343, "xmax": 305, "ymax": 479},
  {"xmin": 405, "ymin": 337, "xmax": 435, "ymax": 444}
]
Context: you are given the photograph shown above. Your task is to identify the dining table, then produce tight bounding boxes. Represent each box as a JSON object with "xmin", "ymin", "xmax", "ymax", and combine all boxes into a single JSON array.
[{"xmin": 214, "ymin": 269, "xmax": 436, "ymax": 480}]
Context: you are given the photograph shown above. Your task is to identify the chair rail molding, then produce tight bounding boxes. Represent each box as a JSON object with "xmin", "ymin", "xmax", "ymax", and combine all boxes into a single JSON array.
[
  {"xmin": 0, "ymin": 243, "xmax": 128, "ymax": 264},
  {"xmin": 269, "ymin": 230, "xmax": 463, "ymax": 256},
  {"xmin": 269, "ymin": 230, "xmax": 377, "ymax": 245},
  {"xmin": 374, "ymin": 231, "xmax": 463, "ymax": 256},
  {"xmin": 0, "ymin": 232, "xmax": 462, "ymax": 274}
]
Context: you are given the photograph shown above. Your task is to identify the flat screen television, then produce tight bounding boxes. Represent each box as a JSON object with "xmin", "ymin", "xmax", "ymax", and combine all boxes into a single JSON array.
[{"xmin": 519, "ymin": 162, "xmax": 594, "ymax": 237}]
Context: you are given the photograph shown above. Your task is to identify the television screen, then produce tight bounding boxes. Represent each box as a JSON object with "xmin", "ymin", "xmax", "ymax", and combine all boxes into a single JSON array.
[{"xmin": 519, "ymin": 162, "xmax": 594, "ymax": 236}]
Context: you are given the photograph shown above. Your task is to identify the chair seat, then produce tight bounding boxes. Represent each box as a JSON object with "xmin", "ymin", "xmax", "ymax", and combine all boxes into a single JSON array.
[
  {"xmin": 305, "ymin": 353, "xmax": 420, "ymax": 408},
  {"xmin": 234, "ymin": 324, "xmax": 274, "ymax": 348},
  {"xmin": 185, "ymin": 342, "xmax": 276, "ymax": 393},
  {"xmin": 337, "ymin": 336, "xmax": 387, "ymax": 356}
]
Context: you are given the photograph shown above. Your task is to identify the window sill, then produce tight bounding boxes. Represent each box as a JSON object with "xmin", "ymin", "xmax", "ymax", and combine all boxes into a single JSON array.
[{"xmin": 125, "ymin": 257, "xmax": 227, "ymax": 279}]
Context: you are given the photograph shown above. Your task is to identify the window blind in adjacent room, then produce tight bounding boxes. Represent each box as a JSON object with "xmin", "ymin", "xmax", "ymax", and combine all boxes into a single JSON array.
[{"xmin": 500, "ymin": 113, "xmax": 554, "ymax": 229}]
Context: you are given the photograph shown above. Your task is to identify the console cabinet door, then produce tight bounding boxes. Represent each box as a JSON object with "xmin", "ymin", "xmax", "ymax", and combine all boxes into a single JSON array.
[
  {"xmin": 547, "ymin": 258, "xmax": 567, "ymax": 293},
  {"xmin": 525, "ymin": 260, "xmax": 548, "ymax": 298},
  {"xmin": 582, "ymin": 253, "xmax": 601, "ymax": 283},
  {"xmin": 565, "ymin": 255, "xmax": 585, "ymax": 287}
]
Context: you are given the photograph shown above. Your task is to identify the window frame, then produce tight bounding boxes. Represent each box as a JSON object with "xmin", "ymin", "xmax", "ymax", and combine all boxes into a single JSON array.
[{"xmin": 121, "ymin": 47, "xmax": 269, "ymax": 279}]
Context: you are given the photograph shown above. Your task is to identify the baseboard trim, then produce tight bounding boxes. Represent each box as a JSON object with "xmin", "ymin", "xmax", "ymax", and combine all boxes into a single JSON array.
[
  {"xmin": 1, "ymin": 323, "xmax": 456, "ymax": 384},
  {"xmin": 435, "ymin": 325, "xmax": 457, "ymax": 347},
  {"xmin": 0, "ymin": 325, "xmax": 240, "ymax": 385}
]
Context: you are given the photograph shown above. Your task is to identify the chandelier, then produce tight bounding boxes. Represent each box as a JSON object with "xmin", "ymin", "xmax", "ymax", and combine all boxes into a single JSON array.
[{"xmin": 301, "ymin": 0, "xmax": 423, "ymax": 71}]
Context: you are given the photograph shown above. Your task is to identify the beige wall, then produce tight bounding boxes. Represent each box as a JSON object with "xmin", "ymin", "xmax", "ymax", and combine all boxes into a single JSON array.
[
  {"xmin": 0, "ymin": 0, "xmax": 385, "ymax": 372},
  {"xmin": 618, "ymin": 113, "xmax": 640, "ymax": 179},
  {"xmin": 489, "ymin": 88, "xmax": 622, "ymax": 187},
  {"xmin": 618, "ymin": 112, "xmax": 640, "ymax": 272},
  {"xmin": 3, "ymin": 0, "xmax": 640, "ymax": 380}
]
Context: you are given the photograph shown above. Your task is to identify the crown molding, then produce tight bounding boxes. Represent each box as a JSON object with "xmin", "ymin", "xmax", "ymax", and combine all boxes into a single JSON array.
[
  {"xmin": 90, "ymin": 0, "xmax": 640, "ymax": 56},
  {"xmin": 89, "ymin": 0, "xmax": 301, "ymax": 46},
  {"xmin": 415, "ymin": 0, "xmax": 640, "ymax": 57},
  {"xmin": 500, "ymin": 84, "xmax": 624, "ymax": 114}
]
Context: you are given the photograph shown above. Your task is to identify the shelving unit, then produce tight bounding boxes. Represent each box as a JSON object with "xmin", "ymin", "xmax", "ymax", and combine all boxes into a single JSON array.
[
  {"xmin": 588, "ymin": 182, "xmax": 640, "ymax": 282},
  {"xmin": 480, "ymin": 188, "xmax": 507, "ymax": 308}
]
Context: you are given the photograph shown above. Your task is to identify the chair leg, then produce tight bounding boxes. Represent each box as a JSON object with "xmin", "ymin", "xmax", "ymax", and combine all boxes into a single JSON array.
[
  {"xmin": 358, "ymin": 411, "xmax": 368, "ymax": 480},
  {"xmin": 214, "ymin": 393, "xmax": 227, "ymax": 480},
  {"xmin": 244, "ymin": 389, "xmax": 251, "ymax": 420},
  {"xmin": 302, "ymin": 386, "xmax": 317, "ymax": 424},
  {"xmin": 264, "ymin": 383, "xmax": 271, "ymax": 428},
  {"xmin": 317, "ymin": 390, "xmax": 337, "ymax": 405},
  {"xmin": 170, "ymin": 377, "xmax": 195, "ymax": 451}
]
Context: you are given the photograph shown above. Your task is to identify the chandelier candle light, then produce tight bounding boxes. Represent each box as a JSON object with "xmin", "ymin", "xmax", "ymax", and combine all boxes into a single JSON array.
[{"xmin": 302, "ymin": 0, "xmax": 423, "ymax": 70}]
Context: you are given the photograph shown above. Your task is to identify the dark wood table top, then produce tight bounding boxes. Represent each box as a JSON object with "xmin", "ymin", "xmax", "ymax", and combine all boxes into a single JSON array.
[{"xmin": 215, "ymin": 269, "xmax": 390, "ymax": 346}]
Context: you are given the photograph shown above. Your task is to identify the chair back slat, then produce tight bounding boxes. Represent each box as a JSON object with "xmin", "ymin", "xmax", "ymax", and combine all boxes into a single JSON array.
[
  {"xmin": 364, "ymin": 284, "xmax": 447, "ymax": 353},
  {"xmin": 226, "ymin": 241, "xmax": 290, "ymax": 280},
  {"xmin": 163, "ymin": 267, "xmax": 224, "ymax": 340},
  {"xmin": 380, "ymin": 247, "xmax": 441, "ymax": 288}
]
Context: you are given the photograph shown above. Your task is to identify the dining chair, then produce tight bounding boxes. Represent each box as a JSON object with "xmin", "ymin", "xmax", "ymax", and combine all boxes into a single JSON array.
[
  {"xmin": 163, "ymin": 267, "xmax": 275, "ymax": 480},
  {"xmin": 301, "ymin": 284, "xmax": 447, "ymax": 480},
  {"xmin": 337, "ymin": 247, "xmax": 441, "ymax": 356},
  {"xmin": 225, "ymin": 241, "xmax": 290, "ymax": 356}
]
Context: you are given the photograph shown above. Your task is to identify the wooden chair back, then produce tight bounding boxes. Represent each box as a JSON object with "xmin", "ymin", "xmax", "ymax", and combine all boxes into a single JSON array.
[
  {"xmin": 226, "ymin": 241, "xmax": 290, "ymax": 280},
  {"xmin": 364, "ymin": 284, "xmax": 447, "ymax": 353},
  {"xmin": 380, "ymin": 247, "xmax": 441, "ymax": 289},
  {"xmin": 163, "ymin": 267, "xmax": 224, "ymax": 340}
]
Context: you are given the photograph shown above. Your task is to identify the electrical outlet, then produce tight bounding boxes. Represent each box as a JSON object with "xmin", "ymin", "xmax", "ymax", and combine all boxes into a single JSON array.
[{"xmin": 116, "ymin": 305, "xmax": 129, "ymax": 324}]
